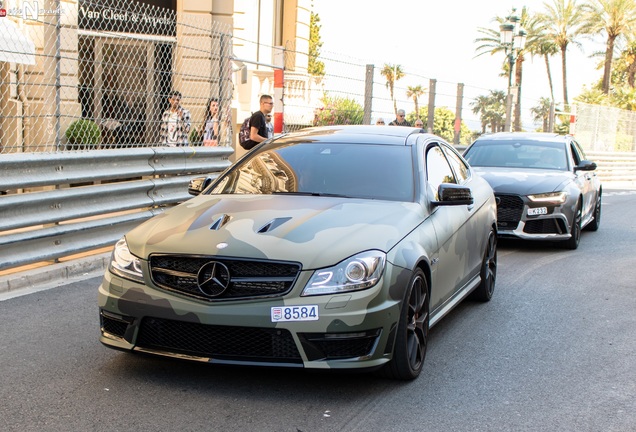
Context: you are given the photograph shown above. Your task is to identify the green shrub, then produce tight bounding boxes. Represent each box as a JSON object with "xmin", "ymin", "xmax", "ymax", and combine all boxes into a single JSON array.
[
  {"xmin": 65, "ymin": 119, "xmax": 101, "ymax": 150},
  {"xmin": 314, "ymin": 94, "xmax": 364, "ymax": 126},
  {"xmin": 189, "ymin": 127, "xmax": 202, "ymax": 146}
]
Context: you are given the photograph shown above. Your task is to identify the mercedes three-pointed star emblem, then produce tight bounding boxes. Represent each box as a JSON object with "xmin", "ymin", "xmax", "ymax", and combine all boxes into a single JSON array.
[{"xmin": 196, "ymin": 261, "xmax": 231, "ymax": 297}]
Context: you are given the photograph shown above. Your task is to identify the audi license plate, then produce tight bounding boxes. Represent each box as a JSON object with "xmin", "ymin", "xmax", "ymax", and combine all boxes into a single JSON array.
[
  {"xmin": 528, "ymin": 207, "xmax": 548, "ymax": 216},
  {"xmin": 271, "ymin": 305, "xmax": 319, "ymax": 322}
]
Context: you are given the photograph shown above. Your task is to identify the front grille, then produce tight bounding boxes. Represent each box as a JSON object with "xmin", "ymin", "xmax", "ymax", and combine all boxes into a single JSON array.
[
  {"xmin": 298, "ymin": 330, "xmax": 381, "ymax": 361},
  {"xmin": 524, "ymin": 218, "xmax": 568, "ymax": 234},
  {"xmin": 137, "ymin": 317, "xmax": 302, "ymax": 363},
  {"xmin": 149, "ymin": 255, "xmax": 301, "ymax": 301},
  {"xmin": 496, "ymin": 194, "xmax": 524, "ymax": 229}
]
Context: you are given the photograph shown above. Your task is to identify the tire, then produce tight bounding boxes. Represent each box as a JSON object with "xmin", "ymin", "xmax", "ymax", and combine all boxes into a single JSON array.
[
  {"xmin": 563, "ymin": 199, "xmax": 582, "ymax": 250},
  {"xmin": 584, "ymin": 192, "xmax": 601, "ymax": 232},
  {"xmin": 382, "ymin": 269, "xmax": 429, "ymax": 380},
  {"xmin": 470, "ymin": 229, "xmax": 497, "ymax": 302}
]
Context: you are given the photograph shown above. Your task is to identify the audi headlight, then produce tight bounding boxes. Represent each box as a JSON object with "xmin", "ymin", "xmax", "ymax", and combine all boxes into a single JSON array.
[
  {"xmin": 108, "ymin": 237, "xmax": 144, "ymax": 283},
  {"xmin": 527, "ymin": 191, "xmax": 568, "ymax": 204},
  {"xmin": 302, "ymin": 250, "xmax": 386, "ymax": 296}
]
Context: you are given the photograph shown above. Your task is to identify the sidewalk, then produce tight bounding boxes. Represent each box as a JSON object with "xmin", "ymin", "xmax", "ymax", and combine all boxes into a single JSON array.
[{"xmin": 0, "ymin": 251, "xmax": 111, "ymax": 299}]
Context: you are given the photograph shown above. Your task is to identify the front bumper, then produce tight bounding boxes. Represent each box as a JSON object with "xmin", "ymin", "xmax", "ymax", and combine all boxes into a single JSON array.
[
  {"xmin": 496, "ymin": 193, "xmax": 573, "ymax": 241},
  {"xmin": 98, "ymin": 265, "xmax": 408, "ymax": 370}
]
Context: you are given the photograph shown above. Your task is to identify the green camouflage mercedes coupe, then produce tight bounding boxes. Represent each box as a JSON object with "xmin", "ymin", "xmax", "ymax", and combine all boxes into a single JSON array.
[{"xmin": 99, "ymin": 125, "xmax": 497, "ymax": 380}]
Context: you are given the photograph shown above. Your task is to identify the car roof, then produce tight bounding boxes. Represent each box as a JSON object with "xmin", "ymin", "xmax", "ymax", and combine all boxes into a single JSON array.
[
  {"xmin": 473, "ymin": 132, "xmax": 571, "ymax": 143},
  {"xmin": 273, "ymin": 125, "xmax": 434, "ymax": 146}
]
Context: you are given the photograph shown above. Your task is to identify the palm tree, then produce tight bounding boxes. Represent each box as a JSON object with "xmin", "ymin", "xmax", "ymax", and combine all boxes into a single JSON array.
[
  {"xmin": 471, "ymin": 90, "xmax": 507, "ymax": 133},
  {"xmin": 526, "ymin": 13, "xmax": 560, "ymax": 101},
  {"xmin": 471, "ymin": 95, "xmax": 492, "ymax": 133},
  {"xmin": 537, "ymin": 0, "xmax": 586, "ymax": 107},
  {"xmin": 474, "ymin": 8, "xmax": 530, "ymax": 131},
  {"xmin": 581, "ymin": 0, "xmax": 636, "ymax": 94},
  {"xmin": 380, "ymin": 64, "xmax": 405, "ymax": 117},
  {"xmin": 616, "ymin": 39, "xmax": 636, "ymax": 87},
  {"xmin": 530, "ymin": 97, "xmax": 553, "ymax": 131},
  {"xmin": 406, "ymin": 85, "xmax": 427, "ymax": 119}
]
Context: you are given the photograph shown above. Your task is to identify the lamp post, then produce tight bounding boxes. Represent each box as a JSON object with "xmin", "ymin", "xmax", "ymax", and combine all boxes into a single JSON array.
[{"xmin": 500, "ymin": 9, "xmax": 526, "ymax": 132}]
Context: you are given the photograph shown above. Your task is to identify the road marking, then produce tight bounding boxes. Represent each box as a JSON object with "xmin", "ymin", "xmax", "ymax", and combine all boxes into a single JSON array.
[{"xmin": 604, "ymin": 190, "xmax": 636, "ymax": 197}]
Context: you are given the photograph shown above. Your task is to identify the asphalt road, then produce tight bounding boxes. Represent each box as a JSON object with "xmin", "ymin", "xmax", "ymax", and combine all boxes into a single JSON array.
[{"xmin": 1, "ymin": 190, "xmax": 635, "ymax": 432}]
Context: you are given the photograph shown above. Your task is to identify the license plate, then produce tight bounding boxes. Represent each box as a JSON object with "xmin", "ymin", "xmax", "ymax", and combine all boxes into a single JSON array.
[
  {"xmin": 271, "ymin": 305, "xmax": 319, "ymax": 322},
  {"xmin": 528, "ymin": 207, "xmax": 547, "ymax": 216}
]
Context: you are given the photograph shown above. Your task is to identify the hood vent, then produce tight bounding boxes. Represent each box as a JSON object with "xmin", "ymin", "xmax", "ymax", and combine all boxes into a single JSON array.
[
  {"xmin": 258, "ymin": 217, "xmax": 292, "ymax": 233},
  {"xmin": 209, "ymin": 214, "xmax": 231, "ymax": 231}
]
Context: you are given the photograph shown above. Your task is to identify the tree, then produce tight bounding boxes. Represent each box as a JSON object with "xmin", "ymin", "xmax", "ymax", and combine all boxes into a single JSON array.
[
  {"xmin": 474, "ymin": 8, "xmax": 530, "ymax": 131},
  {"xmin": 526, "ymin": 13, "xmax": 560, "ymax": 101},
  {"xmin": 380, "ymin": 63, "xmax": 405, "ymax": 117},
  {"xmin": 581, "ymin": 0, "xmax": 636, "ymax": 94},
  {"xmin": 613, "ymin": 39, "xmax": 636, "ymax": 87},
  {"xmin": 406, "ymin": 85, "xmax": 426, "ymax": 120},
  {"xmin": 314, "ymin": 94, "xmax": 363, "ymax": 126},
  {"xmin": 431, "ymin": 107, "xmax": 472, "ymax": 144},
  {"xmin": 530, "ymin": 97, "xmax": 553, "ymax": 131},
  {"xmin": 471, "ymin": 90, "xmax": 507, "ymax": 133},
  {"xmin": 537, "ymin": 0, "xmax": 586, "ymax": 107},
  {"xmin": 308, "ymin": 12, "xmax": 325, "ymax": 77}
]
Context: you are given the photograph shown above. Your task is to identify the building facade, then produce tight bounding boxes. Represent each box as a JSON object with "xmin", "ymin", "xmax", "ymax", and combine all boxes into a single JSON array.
[{"xmin": 0, "ymin": 0, "xmax": 315, "ymax": 154}]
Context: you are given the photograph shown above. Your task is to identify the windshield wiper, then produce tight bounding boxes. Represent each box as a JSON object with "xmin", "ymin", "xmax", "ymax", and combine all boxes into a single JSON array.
[{"xmin": 271, "ymin": 191, "xmax": 351, "ymax": 198}]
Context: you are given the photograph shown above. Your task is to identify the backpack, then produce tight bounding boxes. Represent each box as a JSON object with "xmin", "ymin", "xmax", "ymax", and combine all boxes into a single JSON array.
[{"xmin": 238, "ymin": 115, "xmax": 252, "ymax": 149}]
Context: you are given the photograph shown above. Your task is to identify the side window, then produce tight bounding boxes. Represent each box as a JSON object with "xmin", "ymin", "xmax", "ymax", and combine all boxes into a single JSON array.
[
  {"xmin": 443, "ymin": 145, "xmax": 470, "ymax": 184},
  {"xmin": 569, "ymin": 143, "xmax": 582, "ymax": 167},
  {"xmin": 426, "ymin": 145, "xmax": 456, "ymax": 200},
  {"xmin": 571, "ymin": 140, "xmax": 586, "ymax": 165}
]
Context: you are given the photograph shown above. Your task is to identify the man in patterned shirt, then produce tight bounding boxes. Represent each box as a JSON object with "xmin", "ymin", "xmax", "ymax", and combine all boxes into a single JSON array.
[{"xmin": 160, "ymin": 90, "xmax": 191, "ymax": 146}]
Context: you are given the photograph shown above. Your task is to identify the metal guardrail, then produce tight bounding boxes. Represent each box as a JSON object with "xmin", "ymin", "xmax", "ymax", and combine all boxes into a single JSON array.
[
  {"xmin": 0, "ymin": 147, "xmax": 232, "ymax": 271},
  {"xmin": 587, "ymin": 151, "xmax": 636, "ymax": 183}
]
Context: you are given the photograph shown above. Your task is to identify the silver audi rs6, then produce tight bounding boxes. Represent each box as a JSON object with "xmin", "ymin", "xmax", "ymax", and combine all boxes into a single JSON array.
[{"xmin": 463, "ymin": 132, "xmax": 602, "ymax": 249}]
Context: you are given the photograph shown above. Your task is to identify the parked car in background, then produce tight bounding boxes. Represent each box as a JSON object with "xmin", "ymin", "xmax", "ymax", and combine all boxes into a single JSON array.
[
  {"xmin": 99, "ymin": 125, "xmax": 497, "ymax": 380},
  {"xmin": 463, "ymin": 132, "xmax": 602, "ymax": 249}
]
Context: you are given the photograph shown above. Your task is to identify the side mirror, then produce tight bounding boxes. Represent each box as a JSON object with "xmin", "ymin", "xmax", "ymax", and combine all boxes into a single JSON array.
[
  {"xmin": 432, "ymin": 183, "xmax": 474, "ymax": 206},
  {"xmin": 574, "ymin": 160, "xmax": 597, "ymax": 172},
  {"xmin": 188, "ymin": 176, "xmax": 211, "ymax": 196}
]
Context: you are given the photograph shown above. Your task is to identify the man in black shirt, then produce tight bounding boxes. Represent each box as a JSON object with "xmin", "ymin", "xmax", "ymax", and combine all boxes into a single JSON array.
[
  {"xmin": 389, "ymin": 109, "xmax": 412, "ymax": 127},
  {"xmin": 245, "ymin": 94, "xmax": 274, "ymax": 148}
]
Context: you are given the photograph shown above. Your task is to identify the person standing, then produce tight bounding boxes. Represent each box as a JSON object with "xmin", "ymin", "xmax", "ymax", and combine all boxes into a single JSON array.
[
  {"xmin": 244, "ymin": 94, "xmax": 274, "ymax": 149},
  {"xmin": 160, "ymin": 90, "xmax": 191, "ymax": 146},
  {"xmin": 265, "ymin": 113, "xmax": 274, "ymax": 138},
  {"xmin": 389, "ymin": 109, "xmax": 412, "ymax": 127},
  {"xmin": 414, "ymin": 118, "xmax": 424, "ymax": 128},
  {"xmin": 200, "ymin": 97, "xmax": 220, "ymax": 146},
  {"xmin": 375, "ymin": 118, "xmax": 385, "ymax": 125}
]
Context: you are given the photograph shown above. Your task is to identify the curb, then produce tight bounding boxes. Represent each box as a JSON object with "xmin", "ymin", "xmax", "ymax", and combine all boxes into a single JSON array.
[{"xmin": 0, "ymin": 252, "xmax": 111, "ymax": 296}]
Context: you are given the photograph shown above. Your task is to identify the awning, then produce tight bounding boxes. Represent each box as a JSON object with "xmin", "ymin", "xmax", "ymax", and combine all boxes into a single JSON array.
[{"xmin": 0, "ymin": 19, "xmax": 36, "ymax": 65}]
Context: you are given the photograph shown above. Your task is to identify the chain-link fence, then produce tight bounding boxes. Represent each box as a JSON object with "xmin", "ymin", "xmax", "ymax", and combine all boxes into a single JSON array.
[
  {"xmin": 280, "ymin": 47, "xmax": 524, "ymax": 145},
  {"xmin": 0, "ymin": 0, "xmax": 233, "ymax": 154},
  {"xmin": 573, "ymin": 102, "xmax": 636, "ymax": 152}
]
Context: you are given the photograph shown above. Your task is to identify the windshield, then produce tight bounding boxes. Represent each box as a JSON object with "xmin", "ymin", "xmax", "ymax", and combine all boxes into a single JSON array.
[
  {"xmin": 210, "ymin": 141, "xmax": 415, "ymax": 202},
  {"xmin": 464, "ymin": 140, "xmax": 568, "ymax": 171}
]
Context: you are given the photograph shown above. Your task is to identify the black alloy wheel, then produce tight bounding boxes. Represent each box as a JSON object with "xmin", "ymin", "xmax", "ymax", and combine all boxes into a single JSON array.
[
  {"xmin": 584, "ymin": 192, "xmax": 602, "ymax": 232},
  {"xmin": 563, "ymin": 200, "xmax": 582, "ymax": 250},
  {"xmin": 382, "ymin": 268, "xmax": 429, "ymax": 380},
  {"xmin": 470, "ymin": 229, "xmax": 497, "ymax": 302}
]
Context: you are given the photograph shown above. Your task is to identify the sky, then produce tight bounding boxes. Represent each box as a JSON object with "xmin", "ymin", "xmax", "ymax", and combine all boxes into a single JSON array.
[{"xmin": 311, "ymin": 0, "xmax": 607, "ymax": 129}]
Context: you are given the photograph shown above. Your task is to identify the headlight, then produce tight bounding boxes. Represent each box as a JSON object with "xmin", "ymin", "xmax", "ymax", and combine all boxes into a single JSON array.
[
  {"xmin": 527, "ymin": 191, "xmax": 568, "ymax": 204},
  {"xmin": 301, "ymin": 250, "xmax": 386, "ymax": 296},
  {"xmin": 108, "ymin": 237, "xmax": 144, "ymax": 283}
]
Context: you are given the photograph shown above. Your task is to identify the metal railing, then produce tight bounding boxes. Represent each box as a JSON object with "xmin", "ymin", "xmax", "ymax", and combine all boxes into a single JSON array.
[{"xmin": 0, "ymin": 147, "xmax": 232, "ymax": 271}]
